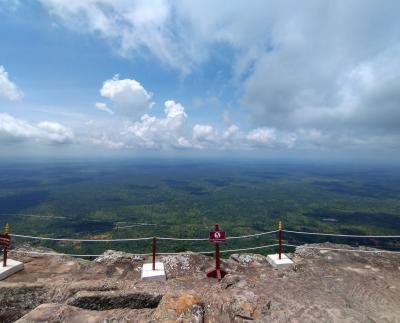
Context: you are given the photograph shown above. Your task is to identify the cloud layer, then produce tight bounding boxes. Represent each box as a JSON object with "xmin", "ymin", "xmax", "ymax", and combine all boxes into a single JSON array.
[
  {"xmin": 2, "ymin": 1, "xmax": 400, "ymax": 155},
  {"xmin": 0, "ymin": 66, "xmax": 23, "ymax": 101},
  {"xmin": 0, "ymin": 113, "xmax": 74, "ymax": 144}
]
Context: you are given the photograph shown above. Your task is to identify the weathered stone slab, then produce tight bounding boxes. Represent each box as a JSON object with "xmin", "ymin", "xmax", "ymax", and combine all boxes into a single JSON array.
[
  {"xmin": 267, "ymin": 254, "xmax": 293, "ymax": 269},
  {"xmin": 141, "ymin": 262, "xmax": 166, "ymax": 281},
  {"xmin": 0, "ymin": 259, "xmax": 24, "ymax": 280}
]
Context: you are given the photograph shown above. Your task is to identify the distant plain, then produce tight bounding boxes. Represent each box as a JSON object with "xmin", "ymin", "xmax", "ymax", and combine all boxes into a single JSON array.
[{"xmin": 1, "ymin": 159, "xmax": 399, "ymax": 256}]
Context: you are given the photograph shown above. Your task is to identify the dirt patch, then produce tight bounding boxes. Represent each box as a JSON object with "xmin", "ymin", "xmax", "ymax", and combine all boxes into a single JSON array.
[
  {"xmin": 67, "ymin": 291, "xmax": 163, "ymax": 311},
  {"xmin": 0, "ymin": 283, "xmax": 48, "ymax": 323}
]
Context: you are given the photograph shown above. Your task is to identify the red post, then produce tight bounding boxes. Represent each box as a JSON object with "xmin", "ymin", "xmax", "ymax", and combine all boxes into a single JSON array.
[
  {"xmin": 215, "ymin": 241, "xmax": 220, "ymax": 270},
  {"xmin": 3, "ymin": 241, "xmax": 8, "ymax": 267},
  {"xmin": 207, "ymin": 224, "xmax": 227, "ymax": 281},
  {"xmin": 1, "ymin": 223, "xmax": 10, "ymax": 267},
  {"xmin": 278, "ymin": 221, "xmax": 282, "ymax": 260},
  {"xmin": 152, "ymin": 237, "xmax": 156, "ymax": 270}
]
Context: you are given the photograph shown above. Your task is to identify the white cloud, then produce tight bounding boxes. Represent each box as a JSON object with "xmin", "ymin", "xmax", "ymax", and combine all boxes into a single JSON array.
[
  {"xmin": 191, "ymin": 123, "xmax": 298, "ymax": 150},
  {"xmin": 39, "ymin": 2, "xmax": 400, "ymax": 128},
  {"xmin": 222, "ymin": 124, "xmax": 240, "ymax": 140},
  {"xmin": 0, "ymin": 113, "xmax": 73, "ymax": 145},
  {"xmin": 123, "ymin": 100, "xmax": 188, "ymax": 149},
  {"xmin": 90, "ymin": 134, "xmax": 125, "ymax": 150},
  {"xmin": 0, "ymin": 66, "xmax": 23, "ymax": 101},
  {"xmin": 95, "ymin": 102, "xmax": 114, "ymax": 115},
  {"xmin": 39, "ymin": 0, "xmax": 184, "ymax": 70},
  {"xmin": 99, "ymin": 75, "xmax": 153, "ymax": 118},
  {"xmin": 9, "ymin": 2, "xmax": 400, "ymax": 155},
  {"xmin": 241, "ymin": 3, "xmax": 400, "ymax": 135},
  {"xmin": 246, "ymin": 128, "xmax": 276, "ymax": 145},
  {"xmin": 192, "ymin": 124, "xmax": 219, "ymax": 144},
  {"xmin": 37, "ymin": 121, "xmax": 74, "ymax": 144},
  {"xmin": 37, "ymin": 1, "xmax": 282, "ymax": 74},
  {"xmin": 175, "ymin": 136, "xmax": 192, "ymax": 149},
  {"xmin": 0, "ymin": 113, "xmax": 38, "ymax": 142}
]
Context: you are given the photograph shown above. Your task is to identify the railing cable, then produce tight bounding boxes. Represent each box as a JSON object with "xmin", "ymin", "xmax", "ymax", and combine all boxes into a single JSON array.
[
  {"xmin": 10, "ymin": 234, "xmax": 153, "ymax": 242},
  {"xmin": 283, "ymin": 230, "xmax": 400, "ymax": 238},
  {"xmin": 226, "ymin": 230, "xmax": 278, "ymax": 240},
  {"xmin": 10, "ymin": 229, "xmax": 278, "ymax": 242},
  {"xmin": 282, "ymin": 243, "xmax": 400, "ymax": 254},
  {"xmin": 8, "ymin": 244, "xmax": 280, "ymax": 258}
]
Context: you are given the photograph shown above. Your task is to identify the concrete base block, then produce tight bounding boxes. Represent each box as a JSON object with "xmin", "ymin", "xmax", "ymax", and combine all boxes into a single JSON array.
[
  {"xmin": 141, "ymin": 262, "xmax": 166, "ymax": 281},
  {"xmin": 0, "ymin": 258, "xmax": 24, "ymax": 280},
  {"xmin": 267, "ymin": 254, "xmax": 293, "ymax": 269}
]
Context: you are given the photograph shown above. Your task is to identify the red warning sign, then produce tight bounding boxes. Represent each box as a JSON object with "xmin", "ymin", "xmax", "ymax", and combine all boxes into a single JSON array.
[{"xmin": 209, "ymin": 230, "xmax": 226, "ymax": 243}]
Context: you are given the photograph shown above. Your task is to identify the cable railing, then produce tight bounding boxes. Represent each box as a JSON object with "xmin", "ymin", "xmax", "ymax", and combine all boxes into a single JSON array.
[
  {"xmin": 9, "ymin": 234, "xmax": 154, "ymax": 242},
  {"xmin": 9, "ymin": 243, "xmax": 281, "ymax": 257},
  {"xmin": 283, "ymin": 230, "xmax": 400, "ymax": 238},
  {"xmin": 2, "ymin": 223, "xmax": 400, "ymax": 259},
  {"xmin": 9, "ymin": 230, "xmax": 279, "ymax": 242},
  {"xmin": 282, "ymin": 243, "xmax": 400, "ymax": 254}
]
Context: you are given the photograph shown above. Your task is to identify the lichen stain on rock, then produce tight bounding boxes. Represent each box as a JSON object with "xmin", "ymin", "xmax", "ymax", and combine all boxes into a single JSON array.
[{"xmin": 165, "ymin": 293, "xmax": 201, "ymax": 314}]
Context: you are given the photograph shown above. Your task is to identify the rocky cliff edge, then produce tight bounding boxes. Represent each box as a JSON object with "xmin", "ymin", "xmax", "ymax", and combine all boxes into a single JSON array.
[{"xmin": 1, "ymin": 243, "xmax": 399, "ymax": 322}]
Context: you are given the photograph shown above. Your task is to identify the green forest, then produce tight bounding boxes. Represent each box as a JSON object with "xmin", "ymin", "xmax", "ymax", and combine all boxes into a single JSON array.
[{"xmin": 1, "ymin": 159, "xmax": 399, "ymax": 257}]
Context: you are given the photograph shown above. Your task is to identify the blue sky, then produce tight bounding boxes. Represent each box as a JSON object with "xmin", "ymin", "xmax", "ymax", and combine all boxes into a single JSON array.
[{"xmin": 1, "ymin": 1, "xmax": 400, "ymax": 159}]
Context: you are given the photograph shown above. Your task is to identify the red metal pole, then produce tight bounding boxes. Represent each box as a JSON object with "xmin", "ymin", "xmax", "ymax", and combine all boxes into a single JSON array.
[
  {"xmin": 278, "ymin": 221, "xmax": 282, "ymax": 259},
  {"xmin": 215, "ymin": 242, "xmax": 220, "ymax": 270},
  {"xmin": 3, "ymin": 243, "xmax": 8, "ymax": 267},
  {"xmin": 214, "ymin": 224, "xmax": 221, "ymax": 270},
  {"xmin": 152, "ymin": 237, "xmax": 156, "ymax": 270},
  {"xmin": 2, "ymin": 223, "xmax": 10, "ymax": 267},
  {"xmin": 206, "ymin": 223, "xmax": 227, "ymax": 281}
]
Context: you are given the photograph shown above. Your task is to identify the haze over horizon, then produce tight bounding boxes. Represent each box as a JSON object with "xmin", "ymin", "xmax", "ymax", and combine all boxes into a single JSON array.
[{"xmin": 1, "ymin": 1, "xmax": 400, "ymax": 160}]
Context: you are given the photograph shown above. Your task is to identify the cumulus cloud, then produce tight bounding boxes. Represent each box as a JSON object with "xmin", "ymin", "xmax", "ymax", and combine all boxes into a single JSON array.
[
  {"xmin": 0, "ymin": 113, "xmax": 38, "ymax": 142},
  {"xmin": 191, "ymin": 123, "xmax": 296, "ymax": 150},
  {"xmin": 0, "ymin": 66, "xmax": 23, "ymax": 101},
  {"xmin": 123, "ymin": 100, "xmax": 189, "ymax": 149},
  {"xmin": 37, "ymin": 121, "xmax": 74, "ymax": 144},
  {"xmin": 99, "ymin": 75, "xmax": 153, "ymax": 118},
  {"xmin": 5, "ymin": 1, "xmax": 397, "ymax": 154},
  {"xmin": 241, "ymin": 3, "xmax": 400, "ymax": 135},
  {"xmin": 39, "ymin": 1, "xmax": 400, "ymax": 151},
  {"xmin": 175, "ymin": 137, "xmax": 192, "ymax": 149},
  {"xmin": 246, "ymin": 128, "xmax": 277, "ymax": 145},
  {"xmin": 95, "ymin": 102, "xmax": 114, "ymax": 115},
  {"xmin": 193, "ymin": 124, "xmax": 218, "ymax": 144},
  {"xmin": 192, "ymin": 123, "xmax": 238, "ymax": 149},
  {"xmin": 0, "ymin": 113, "xmax": 73, "ymax": 145},
  {"xmin": 90, "ymin": 134, "xmax": 125, "ymax": 150}
]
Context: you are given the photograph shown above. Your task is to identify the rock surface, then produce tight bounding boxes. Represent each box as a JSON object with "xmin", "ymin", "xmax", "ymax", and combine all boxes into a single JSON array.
[{"xmin": 0, "ymin": 243, "xmax": 399, "ymax": 322}]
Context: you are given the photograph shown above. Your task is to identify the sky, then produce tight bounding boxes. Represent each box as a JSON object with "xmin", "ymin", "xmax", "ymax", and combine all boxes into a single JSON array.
[{"xmin": 0, "ymin": 1, "xmax": 400, "ymax": 160}]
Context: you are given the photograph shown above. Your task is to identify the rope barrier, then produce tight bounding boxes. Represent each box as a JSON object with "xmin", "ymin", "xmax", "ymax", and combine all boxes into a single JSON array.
[
  {"xmin": 282, "ymin": 244, "xmax": 400, "ymax": 254},
  {"xmin": 10, "ymin": 234, "xmax": 153, "ymax": 242},
  {"xmin": 11, "ymin": 229, "xmax": 400, "ymax": 243},
  {"xmin": 283, "ymin": 230, "xmax": 400, "ymax": 238},
  {"xmin": 156, "ymin": 237, "xmax": 209, "ymax": 241},
  {"xmin": 7, "ymin": 228, "xmax": 400, "ymax": 259},
  {"xmin": 226, "ymin": 230, "xmax": 278, "ymax": 240},
  {"xmin": 9, "ymin": 229, "xmax": 278, "ymax": 242},
  {"xmin": 157, "ymin": 251, "xmax": 214, "ymax": 255},
  {"xmin": 9, "ymin": 250, "xmax": 105, "ymax": 257},
  {"xmin": 8, "ymin": 244, "xmax": 280, "ymax": 258},
  {"xmin": 219, "ymin": 243, "xmax": 279, "ymax": 253},
  {"xmin": 8, "ymin": 243, "xmax": 400, "ymax": 258}
]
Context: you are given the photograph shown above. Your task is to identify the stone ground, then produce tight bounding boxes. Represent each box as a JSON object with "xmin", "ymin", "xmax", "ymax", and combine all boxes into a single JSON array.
[{"xmin": 0, "ymin": 243, "xmax": 399, "ymax": 322}]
